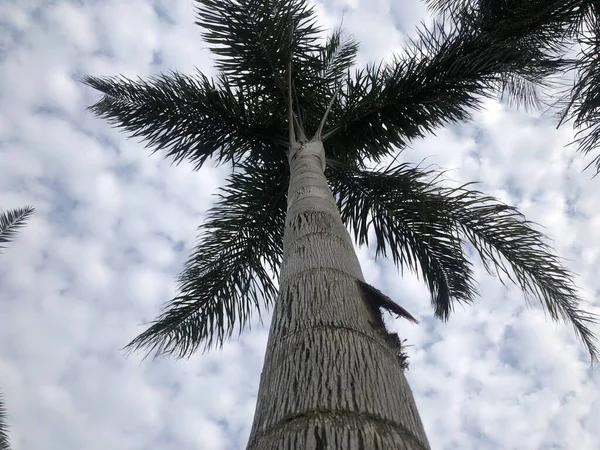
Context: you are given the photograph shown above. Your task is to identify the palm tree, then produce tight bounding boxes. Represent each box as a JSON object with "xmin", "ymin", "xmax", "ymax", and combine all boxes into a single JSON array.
[
  {"xmin": 0, "ymin": 205, "xmax": 35, "ymax": 450},
  {"xmin": 84, "ymin": 1, "xmax": 598, "ymax": 448},
  {"xmin": 428, "ymin": 0, "xmax": 600, "ymax": 173}
]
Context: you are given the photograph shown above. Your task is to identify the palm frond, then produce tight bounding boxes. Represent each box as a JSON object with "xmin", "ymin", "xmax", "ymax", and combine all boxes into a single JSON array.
[
  {"xmin": 0, "ymin": 206, "xmax": 34, "ymax": 252},
  {"xmin": 500, "ymin": 73, "xmax": 545, "ymax": 112},
  {"xmin": 0, "ymin": 207, "xmax": 32, "ymax": 447},
  {"xmin": 426, "ymin": 0, "xmax": 585, "ymax": 28},
  {"xmin": 315, "ymin": 27, "xmax": 359, "ymax": 90},
  {"xmin": 0, "ymin": 393, "xmax": 10, "ymax": 450},
  {"xmin": 427, "ymin": 0, "xmax": 600, "ymax": 174},
  {"xmin": 328, "ymin": 160, "xmax": 599, "ymax": 362},
  {"xmin": 451, "ymin": 192, "xmax": 598, "ymax": 362},
  {"xmin": 556, "ymin": 8, "xmax": 600, "ymax": 173},
  {"xmin": 83, "ymin": 73, "xmax": 285, "ymax": 170},
  {"xmin": 126, "ymin": 163, "xmax": 287, "ymax": 358},
  {"xmin": 194, "ymin": 0, "xmax": 321, "ymax": 96},
  {"xmin": 322, "ymin": 4, "xmax": 567, "ymax": 164},
  {"xmin": 329, "ymin": 160, "xmax": 477, "ymax": 319}
]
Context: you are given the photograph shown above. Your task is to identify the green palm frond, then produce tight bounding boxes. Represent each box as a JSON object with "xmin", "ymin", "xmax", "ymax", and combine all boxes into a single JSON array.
[
  {"xmin": 328, "ymin": 160, "xmax": 599, "ymax": 361},
  {"xmin": 126, "ymin": 163, "xmax": 287, "ymax": 358},
  {"xmin": 83, "ymin": 73, "xmax": 287, "ymax": 170},
  {"xmin": 295, "ymin": 27, "xmax": 359, "ymax": 137},
  {"xmin": 427, "ymin": 0, "xmax": 600, "ymax": 174},
  {"xmin": 314, "ymin": 27, "xmax": 359, "ymax": 90},
  {"xmin": 84, "ymin": 2, "xmax": 571, "ymax": 171},
  {"xmin": 0, "ymin": 206, "xmax": 34, "ymax": 252},
  {"xmin": 194, "ymin": 0, "xmax": 321, "ymax": 96},
  {"xmin": 0, "ymin": 393, "xmax": 10, "ymax": 450},
  {"xmin": 329, "ymin": 160, "xmax": 477, "ymax": 318},
  {"xmin": 557, "ymin": 8, "xmax": 600, "ymax": 173},
  {"xmin": 322, "ymin": 5, "xmax": 566, "ymax": 164},
  {"xmin": 426, "ymin": 0, "xmax": 584, "ymax": 25}
]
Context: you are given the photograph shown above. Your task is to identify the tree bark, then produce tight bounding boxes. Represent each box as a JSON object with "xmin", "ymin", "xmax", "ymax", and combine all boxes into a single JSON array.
[{"xmin": 247, "ymin": 140, "xmax": 430, "ymax": 450}]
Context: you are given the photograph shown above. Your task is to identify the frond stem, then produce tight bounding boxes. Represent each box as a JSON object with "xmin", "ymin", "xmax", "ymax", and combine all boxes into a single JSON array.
[
  {"xmin": 287, "ymin": 60, "xmax": 296, "ymax": 147},
  {"xmin": 314, "ymin": 84, "xmax": 342, "ymax": 140}
]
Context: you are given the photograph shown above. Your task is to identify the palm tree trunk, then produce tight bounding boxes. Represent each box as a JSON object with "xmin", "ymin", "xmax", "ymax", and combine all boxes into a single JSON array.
[{"xmin": 247, "ymin": 140, "xmax": 430, "ymax": 449}]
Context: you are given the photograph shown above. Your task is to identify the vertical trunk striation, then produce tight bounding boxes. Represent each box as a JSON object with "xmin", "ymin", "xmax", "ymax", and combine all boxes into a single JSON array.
[{"xmin": 247, "ymin": 140, "xmax": 430, "ymax": 450}]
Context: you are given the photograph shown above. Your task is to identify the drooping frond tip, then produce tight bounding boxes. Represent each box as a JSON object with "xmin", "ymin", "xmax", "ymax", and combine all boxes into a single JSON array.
[
  {"xmin": 0, "ymin": 206, "xmax": 35, "ymax": 251},
  {"xmin": 357, "ymin": 279, "xmax": 419, "ymax": 324}
]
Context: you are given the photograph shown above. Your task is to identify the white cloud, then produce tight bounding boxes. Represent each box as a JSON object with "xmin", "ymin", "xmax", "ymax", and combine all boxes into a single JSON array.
[{"xmin": 1, "ymin": 1, "xmax": 599, "ymax": 449}]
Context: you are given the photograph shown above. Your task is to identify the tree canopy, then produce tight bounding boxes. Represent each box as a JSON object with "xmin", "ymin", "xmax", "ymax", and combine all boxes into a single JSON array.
[{"xmin": 85, "ymin": 0, "xmax": 598, "ymax": 362}]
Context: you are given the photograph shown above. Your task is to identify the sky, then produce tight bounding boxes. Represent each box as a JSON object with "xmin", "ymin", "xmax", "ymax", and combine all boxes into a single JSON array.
[{"xmin": 1, "ymin": 0, "xmax": 599, "ymax": 449}]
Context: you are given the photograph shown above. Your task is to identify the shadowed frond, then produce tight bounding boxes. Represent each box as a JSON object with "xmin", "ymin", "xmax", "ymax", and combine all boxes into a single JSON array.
[
  {"xmin": 125, "ymin": 163, "xmax": 287, "ymax": 358},
  {"xmin": 0, "ymin": 206, "xmax": 34, "ymax": 252},
  {"xmin": 328, "ymin": 160, "xmax": 599, "ymax": 362},
  {"xmin": 557, "ymin": 6, "xmax": 600, "ymax": 173},
  {"xmin": 314, "ymin": 27, "xmax": 359, "ymax": 90},
  {"xmin": 426, "ymin": 0, "xmax": 586, "ymax": 28},
  {"xmin": 322, "ymin": 5, "xmax": 566, "ymax": 164},
  {"xmin": 0, "ymin": 393, "xmax": 9, "ymax": 450},
  {"xmin": 194, "ymin": 0, "xmax": 321, "ymax": 97},
  {"xmin": 83, "ymin": 73, "xmax": 286, "ymax": 170},
  {"xmin": 427, "ymin": 0, "xmax": 600, "ymax": 174},
  {"xmin": 329, "ymin": 160, "xmax": 477, "ymax": 318}
]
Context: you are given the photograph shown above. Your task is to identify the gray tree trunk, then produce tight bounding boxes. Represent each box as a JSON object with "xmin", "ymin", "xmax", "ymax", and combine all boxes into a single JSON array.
[{"xmin": 247, "ymin": 140, "xmax": 430, "ymax": 450}]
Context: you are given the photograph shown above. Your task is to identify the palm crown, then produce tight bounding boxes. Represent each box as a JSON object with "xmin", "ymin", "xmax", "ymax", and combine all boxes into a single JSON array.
[{"xmin": 85, "ymin": 0, "xmax": 598, "ymax": 362}]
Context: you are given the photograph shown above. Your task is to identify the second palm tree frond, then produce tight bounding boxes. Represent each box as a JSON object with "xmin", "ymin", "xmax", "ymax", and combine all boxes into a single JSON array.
[
  {"xmin": 0, "ymin": 206, "xmax": 34, "ymax": 252},
  {"xmin": 427, "ymin": 0, "xmax": 600, "ymax": 174}
]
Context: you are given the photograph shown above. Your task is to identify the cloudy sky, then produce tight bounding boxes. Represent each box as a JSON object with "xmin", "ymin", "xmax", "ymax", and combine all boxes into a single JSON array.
[{"xmin": 1, "ymin": 0, "xmax": 600, "ymax": 449}]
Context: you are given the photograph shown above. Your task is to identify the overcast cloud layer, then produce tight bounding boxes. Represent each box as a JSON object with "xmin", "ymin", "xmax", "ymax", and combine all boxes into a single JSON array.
[{"xmin": 1, "ymin": 1, "xmax": 599, "ymax": 449}]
